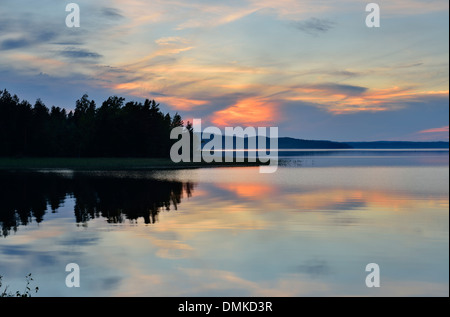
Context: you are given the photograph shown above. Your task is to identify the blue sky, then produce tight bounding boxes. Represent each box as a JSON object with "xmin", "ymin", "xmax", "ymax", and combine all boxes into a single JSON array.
[{"xmin": 0, "ymin": 0, "xmax": 448, "ymax": 141}]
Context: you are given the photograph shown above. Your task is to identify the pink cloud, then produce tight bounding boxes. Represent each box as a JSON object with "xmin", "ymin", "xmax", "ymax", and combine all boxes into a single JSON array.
[{"xmin": 419, "ymin": 126, "xmax": 449, "ymax": 134}]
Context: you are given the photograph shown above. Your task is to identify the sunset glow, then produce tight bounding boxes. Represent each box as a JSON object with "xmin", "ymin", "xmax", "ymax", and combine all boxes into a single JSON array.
[{"xmin": 0, "ymin": 0, "xmax": 448, "ymax": 141}]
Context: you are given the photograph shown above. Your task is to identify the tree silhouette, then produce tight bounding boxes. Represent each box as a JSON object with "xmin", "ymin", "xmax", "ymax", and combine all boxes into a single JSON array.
[{"xmin": 0, "ymin": 89, "xmax": 186, "ymax": 158}]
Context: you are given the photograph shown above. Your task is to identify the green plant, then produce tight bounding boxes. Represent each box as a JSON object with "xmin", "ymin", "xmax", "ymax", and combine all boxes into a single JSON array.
[{"xmin": 0, "ymin": 273, "xmax": 39, "ymax": 297}]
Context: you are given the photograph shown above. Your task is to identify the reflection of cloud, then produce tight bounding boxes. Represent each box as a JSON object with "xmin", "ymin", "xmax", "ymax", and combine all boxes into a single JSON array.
[
  {"xmin": 177, "ymin": 268, "xmax": 331, "ymax": 296},
  {"xmin": 283, "ymin": 190, "xmax": 366, "ymax": 212},
  {"xmin": 284, "ymin": 188, "xmax": 448, "ymax": 214},
  {"xmin": 94, "ymin": 276, "xmax": 123, "ymax": 291},
  {"xmin": 152, "ymin": 238, "xmax": 194, "ymax": 259},
  {"xmin": 0, "ymin": 245, "xmax": 58, "ymax": 266},
  {"xmin": 58, "ymin": 235, "xmax": 100, "ymax": 246},
  {"xmin": 217, "ymin": 183, "xmax": 275, "ymax": 199},
  {"xmin": 0, "ymin": 165, "xmax": 448, "ymax": 296},
  {"xmin": 369, "ymin": 280, "xmax": 450, "ymax": 297},
  {"xmin": 0, "ymin": 245, "xmax": 30, "ymax": 256},
  {"xmin": 295, "ymin": 259, "xmax": 331, "ymax": 278}
]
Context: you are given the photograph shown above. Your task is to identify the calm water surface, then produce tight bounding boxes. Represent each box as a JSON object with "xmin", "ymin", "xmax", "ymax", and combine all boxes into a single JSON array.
[{"xmin": 0, "ymin": 150, "xmax": 448, "ymax": 296}]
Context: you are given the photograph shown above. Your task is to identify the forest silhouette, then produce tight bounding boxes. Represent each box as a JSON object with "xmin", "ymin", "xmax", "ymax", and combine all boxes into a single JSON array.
[
  {"xmin": 0, "ymin": 171, "xmax": 195, "ymax": 237},
  {"xmin": 0, "ymin": 89, "xmax": 185, "ymax": 158}
]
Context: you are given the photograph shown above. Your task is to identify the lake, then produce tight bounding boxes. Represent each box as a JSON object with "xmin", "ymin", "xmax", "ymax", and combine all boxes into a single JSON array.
[{"xmin": 0, "ymin": 150, "xmax": 448, "ymax": 296}]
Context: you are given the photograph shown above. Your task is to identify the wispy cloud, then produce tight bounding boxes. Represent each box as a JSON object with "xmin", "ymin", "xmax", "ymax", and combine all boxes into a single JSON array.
[
  {"xmin": 419, "ymin": 126, "xmax": 449, "ymax": 134},
  {"xmin": 0, "ymin": 38, "xmax": 31, "ymax": 50},
  {"xmin": 291, "ymin": 18, "xmax": 336, "ymax": 36},
  {"xmin": 0, "ymin": 30, "xmax": 58, "ymax": 50},
  {"xmin": 0, "ymin": 0, "xmax": 447, "ymax": 141},
  {"xmin": 210, "ymin": 98, "xmax": 279, "ymax": 127},
  {"xmin": 412, "ymin": 125, "xmax": 449, "ymax": 141},
  {"xmin": 59, "ymin": 48, "xmax": 103, "ymax": 59},
  {"xmin": 101, "ymin": 7, "xmax": 125, "ymax": 19},
  {"xmin": 309, "ymin": 83, "xmax": 368, "ymax": 96}
]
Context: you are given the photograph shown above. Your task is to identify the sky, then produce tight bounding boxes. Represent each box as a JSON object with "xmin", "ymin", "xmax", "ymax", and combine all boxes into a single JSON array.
[{"xmin": 0, "ymin": 0, "xmax": 448, "ymax": 141}]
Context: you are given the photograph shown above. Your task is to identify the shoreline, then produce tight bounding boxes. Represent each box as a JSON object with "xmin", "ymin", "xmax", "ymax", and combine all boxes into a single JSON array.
[{"xmin": 0, "ymin": 157, "xmax": 265, "ymax": 171}]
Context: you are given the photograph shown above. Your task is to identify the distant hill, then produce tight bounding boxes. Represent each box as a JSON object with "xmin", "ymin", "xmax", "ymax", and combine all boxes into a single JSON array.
[
  {"xmin": 278, "ymin": 137, "xmax": 351, "ymax": 149},
  {"xmin": 199, "ymin": 134, "xmax": 449, "ymax": 150},
  {"xmin": 345, "ymin": 141, "xmax": 449, "ymax": 149},
  {"xmin": 199, "ymin": 135, "xmax": 352, "ymax": 149}
]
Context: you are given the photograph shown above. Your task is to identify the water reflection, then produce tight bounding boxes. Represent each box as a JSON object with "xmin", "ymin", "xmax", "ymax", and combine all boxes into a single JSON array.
[
  {"xmin": 0, "ymin": 158, "xmax": 448, "ymax": 297},
  {"xmin": 0, "ymin": 171, "xmax": 195, "ymax": 237}
]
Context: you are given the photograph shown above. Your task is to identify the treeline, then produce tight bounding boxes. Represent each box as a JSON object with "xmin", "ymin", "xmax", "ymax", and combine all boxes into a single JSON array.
[{"xmin": 0, "ymin": 89, "xmax": 186, "ymax": 157}]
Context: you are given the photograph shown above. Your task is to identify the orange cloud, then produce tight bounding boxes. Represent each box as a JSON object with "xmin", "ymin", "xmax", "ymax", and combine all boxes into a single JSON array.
[
  {"xmin": 329, "ymin": 88, "xmax": 449, "ymax": 114},
  {"xmin": 112, "ymin": 83, "xmax": 210, "ymax": 110},
  {"xmin": 211, "ymin": 98, "xmax": 279, "ymax": 127},
  {"xmin": 10, "ymin": 53, "xmax": 67, "ymax": 75},
  {"xmin": 419, "ymin": 126, "xmax": 449, "ymax": 134},
  {"xmin": 415, "ymin": 125, "xmax": 449, "ymax": 141},
  {"xmin": 115, "ymin": 82, "xmax": 143, "ymax": 90},
  {"xmin": 285, "ymin": 85, "xmax": 449, "ymax": 114},
  {"xmin": 157, "ymin": 96, "xmax": 210, "ymax": 111}
]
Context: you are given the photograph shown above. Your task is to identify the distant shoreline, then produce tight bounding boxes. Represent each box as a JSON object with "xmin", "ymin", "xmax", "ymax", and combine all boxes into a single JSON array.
[
  {"xmin": 0, "ymin": 157, "xmax": 265, "ymax": 171},
  {"xmin": 0, "ymin": 149, "xmax": 447, "ymax": 171},
  {"xmin": 207, "ymin": 136, "xmax": 449, "ymax": 150},
  {"xmin": 344, "ymin": 141, "xmax": 449, "ymax": 149}
]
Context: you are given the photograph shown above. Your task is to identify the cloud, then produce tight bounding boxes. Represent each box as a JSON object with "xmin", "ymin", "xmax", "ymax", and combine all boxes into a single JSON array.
[
  {"xmin": 0, "ymin": 31, "xmax": 57, "ymax": 51},
  {"xmin": 156, "ymin": 96, "xmax": 210, "ymax": 111},
  {"xmin": 278, "ymin": 94, "xmax": 449, "ymax": 141},
  {"xmin": 101, "ymin": 7, "xmax": 125, "ymax": 19},
  {"xmin": 0, "ymin": 0, "xmax": 447, "ymax": 142},
  {"xmin": 175, "ymin": 6, "xmax": 258, "ymax": 30},
  {"xmin": 329, "ymin": 70, "xmax": 361, "ymax": 78},
  {"xmin": 210, "ymin": 97, "xmax": 279, "ymax": 127},
  {"xmin": 59, "ymin": 48, "xmax": 103, "ymax": 59},
  {"xmin": 419, "ymin": 126, "xmax": 449, "ymax": 134},
  {"xmin": 0, "ymin": 38, "xmax": 31, "ymax": 50},
  {"xmin": 282, "ymin": 84, "xmax": 449, "ymax": 115},
  {"xmin": 291, "ymin": 18, "xmax": 336, "ymax": 36},
  {"xmin": 310, "ymin": 83, "xmax": 369, "ymax": 96},
  {"xmin": 155, "ymin": 37, "xmax": 188, "ymax": 46},
  {"xmin": 415, "ymin": 125, "xmax": 449, "ymax": 141}
]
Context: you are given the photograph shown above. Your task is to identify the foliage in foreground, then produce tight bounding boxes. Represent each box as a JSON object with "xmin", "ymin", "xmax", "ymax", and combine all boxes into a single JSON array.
[{"xmin": 0, "ymin": 273, "xmax": 39, "ymax": 297}]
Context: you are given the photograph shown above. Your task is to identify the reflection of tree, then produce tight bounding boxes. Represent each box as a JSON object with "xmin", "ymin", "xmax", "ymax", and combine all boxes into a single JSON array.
[
  {"xmin": 72, "ymin": 176, "xmax": 193, "ymax": 225},
  {"xmin": 0, "ymin": 171, "xmax": 195, "ymax": 237}
]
